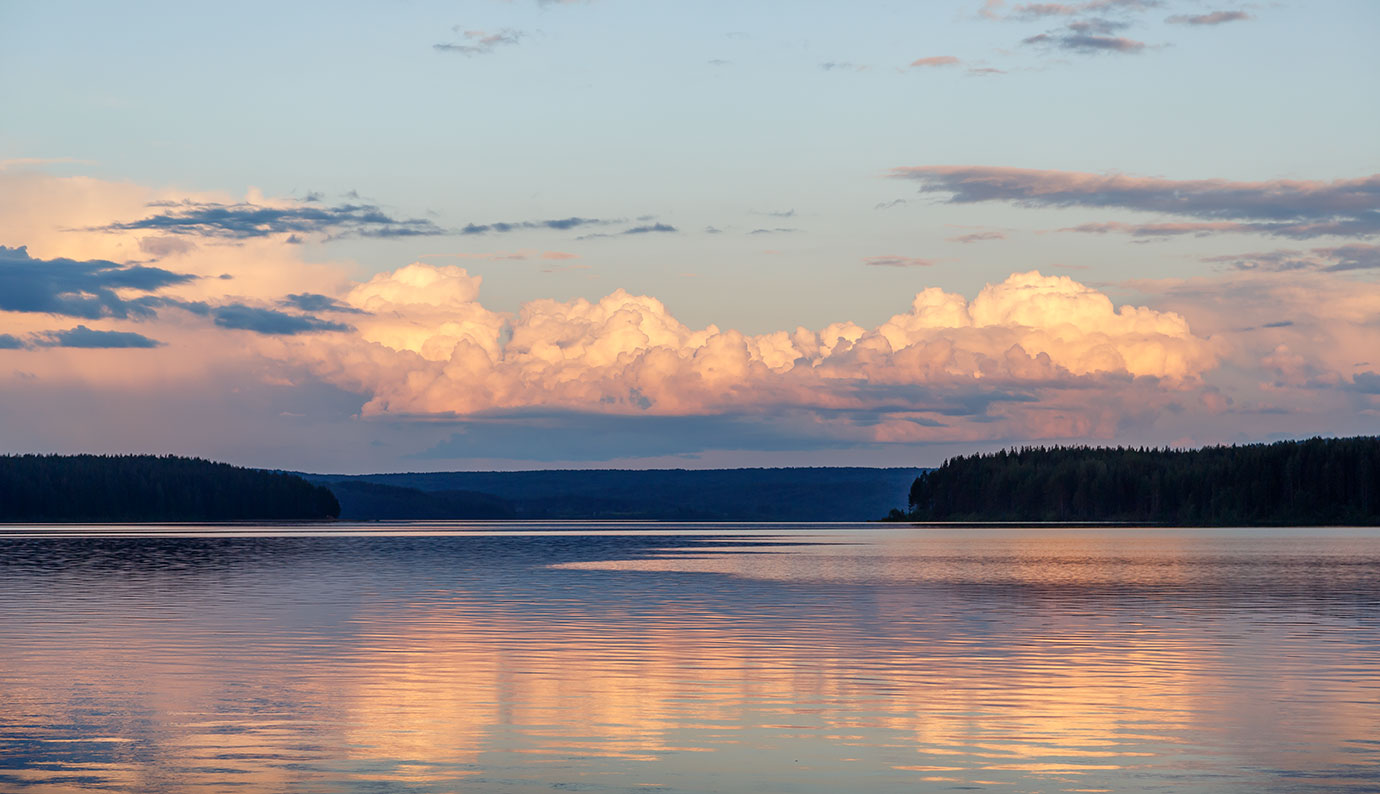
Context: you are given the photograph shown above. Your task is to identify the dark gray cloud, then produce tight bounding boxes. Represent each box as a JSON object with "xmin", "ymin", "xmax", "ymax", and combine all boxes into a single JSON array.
[
  {"xmin": 1204, "ymin": 244, "xmax": 1380, "ymax": 273},
  {"xmin": 211, "ymin": 305, "xmax": 352, "ymax": 336},
  {"xmin": 97, "ymin": 200, "xmax": 445, "ymax": 239},
  {"xmin": 34, "ymin": 325, "xmax": 162, "ymax": 349},
  {"xmin": 891, "ymin": 166, "xmax": 1380, "ymax": 238},
  {"xmin": 0, "ymin": 334, "xmax": 25, "ymax": 349},
  {"xmin": 281, "ymin": 293, "xmax": 369, "ymax": 315},
  {"xmin": 434, "ymin": 28, "xmax": 523, "ymax": 56},
  {"xmin": 0, "ymin": 245, "xmax": 195, "ymax": 319},
  {"xmin": 1167, "ymin": 10, "xmax": 1250, "ymax": 25},
  {"xmin": 1023, "ymin": 28, "xmax": 1146, "ymax": 52},
  {"xmin": 1353, "ymin": 372, "xmax": 1380, "ymax": 395},
  {"xmin": 577, "ymin": 223, "xmax": 679, "ymax": 240},
  {"xmin": 461, "ymin": 217, "xmax": 609, "ymax": 235},
  {"xmin": 621, "ymin": 223, "xmax": 677, "ymax": 234}
]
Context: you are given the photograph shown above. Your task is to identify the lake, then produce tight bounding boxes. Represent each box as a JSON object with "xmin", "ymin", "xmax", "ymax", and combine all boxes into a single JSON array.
[{"xmin": 1, "ymin": 523, "xmax": 1378, "ymax": 793}]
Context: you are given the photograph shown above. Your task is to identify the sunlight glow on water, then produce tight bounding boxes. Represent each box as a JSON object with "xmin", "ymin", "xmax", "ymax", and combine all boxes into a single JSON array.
[{"xmin": 1, "ymin": 524, "xmax": 1378, "ymax": 793}]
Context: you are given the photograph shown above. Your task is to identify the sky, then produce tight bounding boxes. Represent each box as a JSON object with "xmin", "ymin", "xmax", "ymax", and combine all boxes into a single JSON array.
[{"xmin": 1, "ymin": 0, "xmax": 1378, "ymax": 473}]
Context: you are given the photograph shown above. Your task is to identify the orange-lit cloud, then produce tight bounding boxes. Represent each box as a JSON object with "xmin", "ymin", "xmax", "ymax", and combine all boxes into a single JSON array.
[{"xmin": 276, "ymin": 264, "xmax": 1216, "ymax": 426}]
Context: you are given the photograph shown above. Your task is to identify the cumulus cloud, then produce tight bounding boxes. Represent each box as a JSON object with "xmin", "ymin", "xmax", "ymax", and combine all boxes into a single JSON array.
[
  {"xmin": 278, "ymin": 264, "xmax": 1217, "ymax": 432},
  {"xmin": 892, "ymin": 165, "xmax": 1380, "ymax": 238},
  {"xmin": 434, "ymin": 28, "xmax": 524, "ymax": 56},
  {"xmin": 1167, "ymin": 10, "xmax": 1250, "ymax": 25},
  {"xmin": 0, "ymin": 245, "xmax": 195, "ymax": 319},
  {"xmin": 97, "ymin": 199, "xmax": 445, "ymax": 239}
]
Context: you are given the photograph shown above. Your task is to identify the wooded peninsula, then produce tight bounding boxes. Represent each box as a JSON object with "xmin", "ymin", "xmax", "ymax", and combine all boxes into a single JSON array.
[
  {"xmin": 901, "ymin": 437, "xmax": 1380, "ymax": 525},
  {"xmin": 0, "ymin": 454, "xmax": 340, "ymax": 522}
]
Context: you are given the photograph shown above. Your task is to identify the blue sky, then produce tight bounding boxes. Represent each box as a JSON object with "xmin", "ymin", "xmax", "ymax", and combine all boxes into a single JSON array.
[{"xmin": 1, "ymin": 1, "xmax": 1378, "ymax": 471}]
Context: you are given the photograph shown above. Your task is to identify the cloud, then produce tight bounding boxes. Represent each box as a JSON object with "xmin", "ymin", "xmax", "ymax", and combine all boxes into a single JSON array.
[
  {"xmin": 748, "ymin": 227, "xmax": 798, "ymax": 235},
  {"xmin": 1203, "ymin": 244, "xmax": 1380, "ymax": 273},
  {"xmin": 1023, "ymin": 29, "xmax": 1146, "ymax": 52},
  {"xmin": 995, "ymin": 0, "xmax": 1162, "ymax": 20},
  {"xmin": 0, "ymin": 245, "xmax": 195, "ymax": 319},
  {"xmin": 0, "ymin": 334, "xmax": 26, "ymax": 349},
  {"xmin": 434, "ymin": 28, "xmax": 523, "ymax": 56},
  {"xmin": 211, "ymin": 305, "xmax": 352, "ymax": 336},
  {"xmin": 910, "ymin": 56, "xmax": 961, "ymax": 67},
  {"xmin": 280, "ymin": 264, "xmax": 1217, "ymax": 438},
  {"xmin": 422, "ymin": 249, "xmax": 580, "ymax": 261},
  {"xmin": 1058, "ymin": 220, "xmax": 1251, "ymax": 237},
  {"xmin": 33, "ymin": 325, "xmax": 162, "ymax": 349},
  {"xmin": 281, "ymin": 293, "xmax": 370, "ymax": 315},
  {"xmin": 891, "ymin": 165, "xmax": 1380, "ymax": 238},
  {"xmin": 97, "ymin": 199, "xmax": 445, "ymax": 239},
  {"xmin": 947, "ymin": 231, "xmax": 1006, "ymax": 243},
  {"xmin": 864, "ymin": 256, "xmax": 937, "ymax": 268},
  {"xmin": 460, "ymin": 217, "xmax": 609, "ymax": 235},
  {"xmin": 821, "ymin": 61, "xmax": 867, "ymax": 72},
  {"xmin": 1167, "ymin": 10, "xmax": 1250, "ymax": 25},
  {"xmin": 622, "ymin": 223, "xmax": 678, "ymax": 234}
]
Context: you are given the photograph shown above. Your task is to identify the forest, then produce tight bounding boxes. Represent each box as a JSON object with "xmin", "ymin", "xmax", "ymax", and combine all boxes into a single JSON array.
[
  {"xmin": 902, "ymin": 437, "xmax": 1380, "ymax": 525},
  {"xmin": 0, "ymin": 454, "xmax": 340, "ymax": 522}
]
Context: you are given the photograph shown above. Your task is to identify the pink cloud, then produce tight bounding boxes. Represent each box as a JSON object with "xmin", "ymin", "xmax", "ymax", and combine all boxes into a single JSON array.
[{"xmin": 910, "ymin": 56, "xmax": 960, "ymax": 68}]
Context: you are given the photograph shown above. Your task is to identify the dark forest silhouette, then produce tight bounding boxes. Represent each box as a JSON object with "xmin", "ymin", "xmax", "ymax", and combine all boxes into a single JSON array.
[
  {"xmin": 0, "ymin": 454, "xmax": 339, "ymax": 521},
  {"xmin": 902, "ymin": 437, "xmax": 1380, "ymax": 525}
]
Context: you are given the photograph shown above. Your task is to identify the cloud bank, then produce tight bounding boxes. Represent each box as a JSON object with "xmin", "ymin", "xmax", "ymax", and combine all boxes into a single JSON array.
[{"xmin": 279, "ymin": 264, "xmax": 1217, "ymax": 449}]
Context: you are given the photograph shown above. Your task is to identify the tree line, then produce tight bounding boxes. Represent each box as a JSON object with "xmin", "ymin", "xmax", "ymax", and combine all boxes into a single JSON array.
[
  {"xmin": 0, "ymin": 454, "xmax": 340, "ymax": 522},
  {"xmin": 902, "ymin": 437, "xmax": 1380, "ymax": 525}
]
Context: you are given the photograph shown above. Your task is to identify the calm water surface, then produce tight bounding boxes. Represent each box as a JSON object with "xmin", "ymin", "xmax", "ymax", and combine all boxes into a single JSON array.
[{"xmin": 1, "ymin": 523, "xmax": 1378, "ymax": 793}]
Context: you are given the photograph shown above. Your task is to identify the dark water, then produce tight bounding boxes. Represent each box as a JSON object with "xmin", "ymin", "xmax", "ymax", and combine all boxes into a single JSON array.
[{"xmin": 1, "ymin": 523, "xmax": 1378, "ymax": 793}]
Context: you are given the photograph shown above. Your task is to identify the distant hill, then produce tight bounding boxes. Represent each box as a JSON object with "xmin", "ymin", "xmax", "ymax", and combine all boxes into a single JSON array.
[
  {"xmin": 904, "ymin": 437, "xmax": 1380, "ymax": 525},
  {"xmin": 0, "ymin": 454, "xmax": 340, "ymax": 522},
  {"xmin": 322, "ymin": 480, "xmax": 516, "ymax": 520},
  {"xmin": 305, "ymin": 467, "xmax": 922, "ymax": 521}
]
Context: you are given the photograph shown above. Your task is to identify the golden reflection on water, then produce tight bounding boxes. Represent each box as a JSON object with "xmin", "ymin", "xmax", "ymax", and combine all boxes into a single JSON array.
[{"xmin": 1, "ymin": 526, "xmax": 1378, "ymax": 793}]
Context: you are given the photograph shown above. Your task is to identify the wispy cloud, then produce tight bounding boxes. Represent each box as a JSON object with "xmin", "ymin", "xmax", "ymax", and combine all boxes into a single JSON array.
[
  {"xmin": 820, "ymin": 61, "xmax": 867, "ymax": 72},
  {"xmin": 97, "ymin": 199, "xmax": 445, "ymax": 239},
  {"xmin": 947, "ymin": 231, "xmax": 1007, "ymax": 243},
  {"xmin": 1205, "ymin": 244, "xmax": 1380, "ymax": 273},
  {"xmin": 34, "ymin": 325, "xmax": 163, "ymax": 349},
  {"xmin": 211, "ymin": 305, "xmax": 352, "ymax": 335},
  {"xmin": 280, "ymin": 293, "xmax": 369, "ymax": 315},
  {"xmin": 434, "ymin": 27, "xmax": 524, "ymax": 56},
  {"xmin": 1023, "ymin": 27, "xmax": 1146, "ymax": 53},
  {"xmin": 577, "ymin": 223, "xmax": 678, "ymax": 240},
  {"xmin": 910, "ymin": 55, "xmax": 961, "ymax": 68},
  {"xmin": 461, "ymin": 217, "xmax": 609, "ymax": 235},
  {"xmin": 864, "ymin": 255, "xmax": 937, "ymax": 268},
  {"xmin": 1167, "ymin": 10, "xmax": 1250, "ymax": 25},
  {"xmin": 891, "ymin": 165, "xmax": 1380, "ymax": 239}
]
